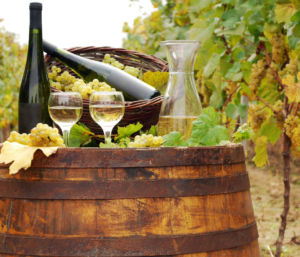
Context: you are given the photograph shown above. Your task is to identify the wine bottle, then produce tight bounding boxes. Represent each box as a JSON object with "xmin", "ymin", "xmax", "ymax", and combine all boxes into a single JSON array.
[
  {"xmin": 19, "ymin": 2, "xmax": 52, "ymax": 133},
  {"xmin": 43, "ymin": 41, "xmax": 161, "ymax": 101}
]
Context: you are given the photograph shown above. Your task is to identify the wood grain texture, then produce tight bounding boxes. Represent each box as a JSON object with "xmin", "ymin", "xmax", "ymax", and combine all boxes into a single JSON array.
[{"xmin": 0, "ymin": 146, "xmax": 259, "ymax": 256}]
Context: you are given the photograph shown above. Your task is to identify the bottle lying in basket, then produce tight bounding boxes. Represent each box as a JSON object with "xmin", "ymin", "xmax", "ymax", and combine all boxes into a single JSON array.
[{"xmin": 43, "ymin": 40, "xmax": 161, "ymax": 101}]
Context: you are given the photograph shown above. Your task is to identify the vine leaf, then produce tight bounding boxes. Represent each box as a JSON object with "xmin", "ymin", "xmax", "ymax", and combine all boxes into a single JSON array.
[
  {"xmin": 190, "ymin": 20, "xmax": 215, "ymax": 43},
  {"xmin": 190, "ymin": 107, "xmax": 229, "ymax": 146},
  {"xmin": 115, "ymin": 122, "xmax": 143, "ymax": 141},
  {"xmin": 203, "ymin": 53, "xmax": 220, "ymax": 77},
  {"xmin": 282, "ymin": 74, "xmax": 300, "ymax": 103},
  {"xmin": 225, "ymin": 103, "xmax": 247, "ymax": 119},
  {"xmin": 275, "ymin": 3, "xmax": 297, "ymax": 23},
  {"xmin": 0, "ymin": 142, "xmax": 58, "ymax": 175},
  {"xmin": 163, "ymin": 131, "xmax": 189, "ymax": 147},
  {"xmin": 253, "ymin": 136, "xmax": 269, "ymax": 167},
  {"xmin": 233, "ymin": 124, "xmax": 254, "ymax": 143},
  {"xmin": 70, "ymin": 123, "xmax": 94, "ymax": 147}
]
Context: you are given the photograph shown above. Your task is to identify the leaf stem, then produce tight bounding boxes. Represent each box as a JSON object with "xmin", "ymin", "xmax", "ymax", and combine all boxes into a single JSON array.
[
  {"xmin": 257, "ymin": 96, "xmax": 278, "ymax": 113},
  {"xmin": 222, "ymin": 85, "xmax": 241, "ymax": 112},
  {"xmin": 242, "ymin": 36, "xmax": 258, "ymax": 47}
]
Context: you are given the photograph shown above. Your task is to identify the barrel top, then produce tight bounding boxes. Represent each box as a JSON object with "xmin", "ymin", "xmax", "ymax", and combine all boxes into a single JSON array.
[{"xmin": 0, "ymin": 145, "xmax": 245, "ymax": 169}]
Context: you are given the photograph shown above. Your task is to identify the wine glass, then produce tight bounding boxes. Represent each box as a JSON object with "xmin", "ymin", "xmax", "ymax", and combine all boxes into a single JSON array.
[
  {"xmin": 48, "ymin": 92, "xmax": 83, "ymax": 147},
  {"xmin": 89, "ymin": 91, "xmax": 125, "ymax": 145}
]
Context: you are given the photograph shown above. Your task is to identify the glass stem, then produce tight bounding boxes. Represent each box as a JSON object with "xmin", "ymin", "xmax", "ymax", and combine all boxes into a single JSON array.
[
  {"xmin": 63, "ymin": 130, "xmax": 69, "ymax": 147},
  {"xmin": 103, "ymin": 128, "xmax": 112, "ymax": 145}
]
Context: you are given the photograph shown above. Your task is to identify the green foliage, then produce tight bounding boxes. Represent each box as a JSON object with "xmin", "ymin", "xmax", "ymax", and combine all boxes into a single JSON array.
[
  {"xmin": 69, "ymin": 123, "xmax": 94, "ymax": 147},
  {"xmin": 123, "ymin": 0, "xmax": 300, "ymax": 168},
  {"xmin": 253, "ymin": 136, "xmax": 269, "ymax": 167},
  {"xmin": 115, "ymin": 122, "xmax": 143, "ymax": 141},
  {"xmin": 163, "ymin": 131, "xmax": 189, "ymax": 146},
  {"xmin": 0, "ymin": 21, "xmax": 27, "ymax": 130},
  {"xmin": 190, "ymin": 107, "xmax": 229, "ymax": 146},
  {"xmin": 233, "ymin": 123, "xmax": 254, "ymax": 143}
]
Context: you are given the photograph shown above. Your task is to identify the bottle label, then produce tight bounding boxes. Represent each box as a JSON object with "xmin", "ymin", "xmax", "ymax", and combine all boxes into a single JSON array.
[{"xmin": 19, "ymin": 103, "xmax": 42, "ymax": 134}]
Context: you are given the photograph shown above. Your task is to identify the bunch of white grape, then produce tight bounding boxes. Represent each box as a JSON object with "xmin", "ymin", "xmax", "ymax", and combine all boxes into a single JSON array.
[
  {"xmin": 7, "ymin": 123, "xmax": 65, "ymax": 147},
  {"xmin": 48, "ymin": 66, "xmax": 116, "ymax": 99},
  {"xmin": 102, "ymin": 54, "xmax": 143, "ymax": 79},
  {"xmin": 128, "ymin": 134, "xmax": 164, "ymax": 148}
]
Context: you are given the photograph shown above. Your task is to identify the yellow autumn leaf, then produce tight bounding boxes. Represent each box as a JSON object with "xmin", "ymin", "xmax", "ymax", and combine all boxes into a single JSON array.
[
  {"xmin": 275, "ymin": 3, "xmax": 296, "ymax": 24},
  {"xmin": 0, "ymin": 142, "xmax": 58, "ymax": 175},
  {"xmin": 252, "ymin": 136, "xmax": 269, "ymax": 167},
  {"xmin": 282, "ymin": 74, "xmax": 300, "ymax": 103},
  {"xmin": 142, "ymin": 71, "xmax": 169, "ymax": 94}
]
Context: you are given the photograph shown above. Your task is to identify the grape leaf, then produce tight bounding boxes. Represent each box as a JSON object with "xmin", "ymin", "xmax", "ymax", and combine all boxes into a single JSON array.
[
  {"xmin": 203, "ymin": 53, "xmax": 220, "ymax": 77},
  {"xmin": 225, "ymin": 103, "xmax": 247, "ymax": 119},
  {"xmin": 0, "ymin": 142, "xmax": 58, "ymax": 175},
  {"xmin": 222, "ymin": 9, "xmax": 241, "ymax": 27},
  {"xmin": 190, "ymin": 107, "xmax": 229, "ymax": 146},
  {"xmin": 69, "ymin": 123, "xmax": 94, "ymax": 147},
  {"xmin": 115, "ymin": 122, "xmax": 143, "ymax": 141},
  {"xmin": 275, "ymin": 3, "xmax": 296, "ymax": 23},
  {"xmin": 252, "ymin": 136, "xmax": 269, "ymax": 167},
  {"xmin": 141, "ymin": 125, "xmax": 157, "ymax": 136},
  {"xmin": 163, "ymin": 131, "xmax": 189, "ymax": 147},
  {"xmin": 190, "ymin": 19, "xmax": 215, "ymax": 43},
  {"xmin": 282, "ymin": 75, "xmax": 300, "ymax": 103},
  {"xmin": 252, "ymin": 120, "xmax": 282, "ymax": 145},
  {"xmin": 291, "ymin": 10, "xmax": 300, "ymax": 21},
  {"xmin": 210, "ymin": 71, "xmax": 223, "ymax": 109},
  {"xmin": 217, "ymin": 22, "xmax": 245, "ymax": 36},
  {"xmin": 233, "ymin": 123, "xmax": 254, "ymax": 143}
]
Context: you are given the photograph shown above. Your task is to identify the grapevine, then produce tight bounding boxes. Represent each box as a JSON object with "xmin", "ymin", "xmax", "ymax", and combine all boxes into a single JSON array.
[{"xmin": 278, "ymin": 59, "xmax": 298, "ymax": 79}]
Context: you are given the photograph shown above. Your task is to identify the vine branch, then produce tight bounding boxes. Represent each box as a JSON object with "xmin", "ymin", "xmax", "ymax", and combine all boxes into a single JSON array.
[
  {"xmin": 275, "ymin": 96, "xmax": 291, "ymax": 257},
  {"xmin": 294, "ymin": 103, "xmax": 299, "ymax": 116},
  {"xmin": 222, "ymin": 85, "xmax": 240, "ymax": 112},
  {"xmin": 257, "ymin": 96, "xmax": 278, "ymax": 113}
]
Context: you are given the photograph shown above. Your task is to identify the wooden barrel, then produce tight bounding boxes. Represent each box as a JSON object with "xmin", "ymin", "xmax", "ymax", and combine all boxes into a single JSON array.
[{"xmin": 0, "ymin": 145, "xmax": 259, "ymax": 256}]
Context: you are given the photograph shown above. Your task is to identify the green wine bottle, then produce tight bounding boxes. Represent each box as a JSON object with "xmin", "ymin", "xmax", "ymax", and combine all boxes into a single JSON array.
[
  {"xmin": 19, "ymin": 2, "xmax": 52, "ymax": 133},
  {"xmin": 43, "ymin": 41, "xmax": 161, "ymax": 101}
]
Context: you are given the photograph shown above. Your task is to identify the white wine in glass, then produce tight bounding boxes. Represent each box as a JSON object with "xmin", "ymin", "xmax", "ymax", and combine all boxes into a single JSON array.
[
  {"xmin": 89, "ymin": 92, "xmax": 125, "ymax": 145},
  {"xmin": 48, "ymin": 92, "xmax": 83, "ymax": 147}
]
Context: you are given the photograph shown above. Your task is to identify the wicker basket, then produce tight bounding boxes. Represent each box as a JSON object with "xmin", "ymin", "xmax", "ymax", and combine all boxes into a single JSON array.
[{"xmin": 45, "ymin": 46, "xmax": 169, "ymax": 135}]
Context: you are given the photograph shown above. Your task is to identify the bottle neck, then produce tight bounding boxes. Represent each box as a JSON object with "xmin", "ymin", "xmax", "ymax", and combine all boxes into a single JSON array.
[
  {"xmin": 27, "ymin": 29, "xmax": 44, "ymax": 59},
  {"xmin": 30, "ymin": 9, "xmax": 42, "ymax": 29}
]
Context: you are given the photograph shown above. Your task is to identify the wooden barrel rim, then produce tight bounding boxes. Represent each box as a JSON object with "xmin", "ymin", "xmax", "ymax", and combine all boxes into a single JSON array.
[
  {"xmin": 0, "ymin": 173, "xmax": 250, "ymax": 200},
  {"xmin": 0, "ymin": 145, "xmax": 245, "ymax": 169},
  {"xmin": 0, "ymin": 223, "xmax": 258, "ymax": 256}
]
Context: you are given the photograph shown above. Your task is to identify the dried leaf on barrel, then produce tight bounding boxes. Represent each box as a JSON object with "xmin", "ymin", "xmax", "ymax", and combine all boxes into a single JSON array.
[
  {"xmin": 0, "ymin": 142, "xmax": 58, "ymax": 175},
  {"xmin": 142, "ymin": 71, "xmax": 169, "ymax": 94}
]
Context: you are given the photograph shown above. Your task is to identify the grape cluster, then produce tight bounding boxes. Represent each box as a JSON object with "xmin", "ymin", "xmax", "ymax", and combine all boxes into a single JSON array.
[
  {"xmin": 48, "ymin": 66, "xmax": 116, "ymax": 99},
  {"xmin": 270, "ymin": 33, "xmax": 286, "ymax": 65},
  {"xmin": 102, "ymin": 54, "xmax": 143, "ymax": 79},
  {"xmin": 265, "ymin": 62, "xmax": 280, "ymax": 84},
  {"xmin": 273, "ymin": 100, "xmax": 284, "ymax": 130},
  {"xmin": 278, "ymin": 59, "xmax": 298, "ymax": 79},
  {"xmin": 7, "ymin": 123, "xmax": 65, "ymax": 147},
  {"xmin": 249, "ymin": 58, "xmax": 267, "ymax": 93},
  {"xmin": 248, "ymin": 104, "xmax": 268, "ymax": 133},
  {"xmin": 128, "ymin": 134, "xmax": 164, "ymax": 148},
  {"xmin": 284, "ymin": 115, "xmax": 300, "ymax": 138},
  {"xmin": 291, "ymin": 125, "xmax": 300, "ymax": 150}
]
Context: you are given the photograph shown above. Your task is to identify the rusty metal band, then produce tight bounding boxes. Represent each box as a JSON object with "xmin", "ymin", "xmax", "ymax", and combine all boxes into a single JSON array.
[
  {"xmin": 0, "ymin": 173, "xmax": 249, "ymax": 200},
  {"xmin": 0, "ymin": 223, "xmax": 258, "ymax": 256},
  {"xmin": 0, "ymin": 145, "xmax": 245, "ymax": 169}
]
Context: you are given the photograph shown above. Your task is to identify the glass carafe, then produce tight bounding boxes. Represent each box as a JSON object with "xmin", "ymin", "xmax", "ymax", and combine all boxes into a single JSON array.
[{"xmin": 157, "ymin": 40, "xmax": 202, "ymax": 140}]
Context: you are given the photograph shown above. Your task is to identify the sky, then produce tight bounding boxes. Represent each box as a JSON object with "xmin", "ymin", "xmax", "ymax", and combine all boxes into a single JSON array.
[{"xmin": 0, "ymin": 0, "xmax": 154, "ymax": 48}]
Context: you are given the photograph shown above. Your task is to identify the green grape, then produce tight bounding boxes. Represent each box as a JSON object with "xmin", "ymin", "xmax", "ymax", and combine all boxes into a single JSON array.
[
  {"xmin": 270, "ymin": 33, "xmax": 286, "ymax": 65},
  {"xmin": 147, "ymin": 134, "xmax": 154, "ymax": 142},
  {"xmin": 249, "ymin": 58, "xmax": 267, "ymax": 94},
  {"xmin": 284, "ymin": 115, "xmax": 300, "ymax": 138},
  {"xmin": 273, "ymin": 100, "xmax": 284, "ymax": 130},
  {"xmin": 248, "ymin": 104, "xmax": 268, "ymax": 133}
]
